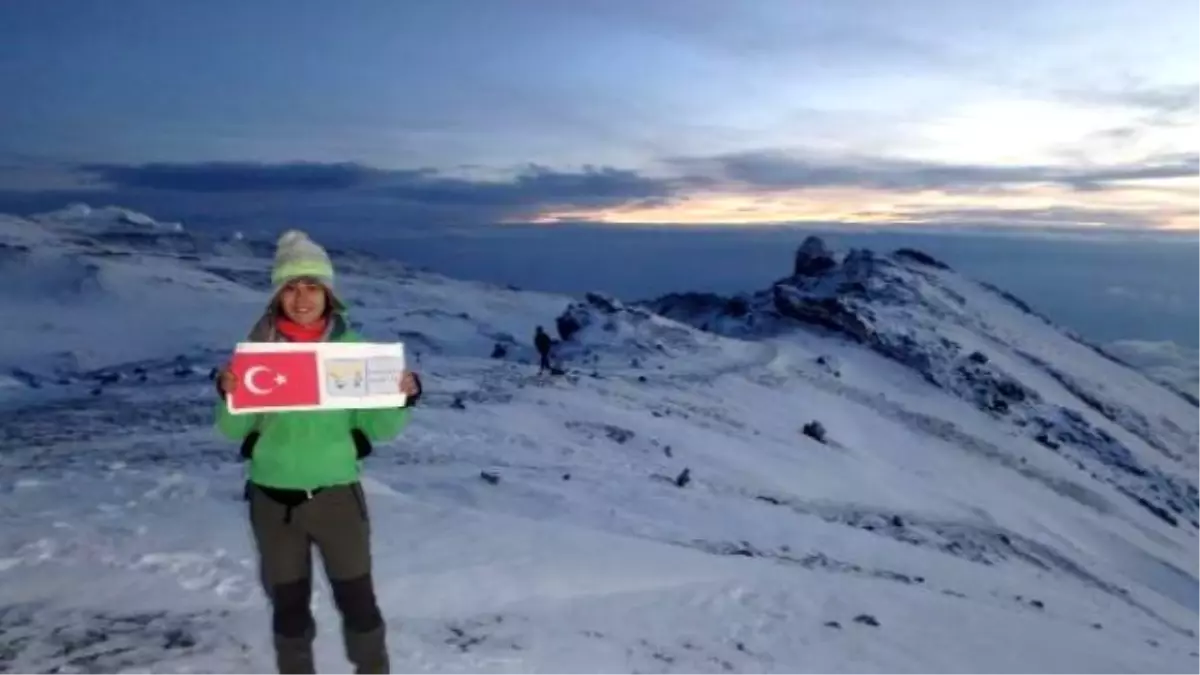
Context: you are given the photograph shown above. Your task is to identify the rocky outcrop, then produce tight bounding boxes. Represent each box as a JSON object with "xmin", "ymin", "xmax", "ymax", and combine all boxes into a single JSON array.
[
  {"xmin": 793, "ymin": 236, "xmax": 837, "ymax": 276},
  {"xmin": 556, "ymin": 292, "xmax": 631, "ymax": 341},
  {"xmin": 646, "ymin": 235, "xmax": 1198, "ymax": 532},
  {"xmin": 894, "ymin": 248, "xmax": 951, "ymax": 270}
]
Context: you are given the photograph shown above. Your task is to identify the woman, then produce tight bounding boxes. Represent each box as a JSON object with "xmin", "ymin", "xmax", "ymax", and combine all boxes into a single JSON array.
[{"xmin": 214, "ymin": 230, "xmax": 420, "ymax": 674}]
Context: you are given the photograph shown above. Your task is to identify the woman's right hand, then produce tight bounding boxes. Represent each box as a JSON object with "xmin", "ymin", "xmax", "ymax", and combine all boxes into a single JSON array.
[{"xmin": 217, "ymin": 367, "xmax": 238, "ymax": 396}]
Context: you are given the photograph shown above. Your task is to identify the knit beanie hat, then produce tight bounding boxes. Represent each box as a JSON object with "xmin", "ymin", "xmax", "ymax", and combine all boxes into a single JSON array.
[{"xmin": 270, "ymin": 230, "xmax": 344, "ymax": 310}]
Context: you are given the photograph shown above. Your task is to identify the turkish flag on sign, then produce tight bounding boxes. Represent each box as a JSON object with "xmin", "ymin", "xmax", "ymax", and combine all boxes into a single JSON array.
[{"xmin": 227, "ymin": 348, "xmax": 321, "ymax": 412}]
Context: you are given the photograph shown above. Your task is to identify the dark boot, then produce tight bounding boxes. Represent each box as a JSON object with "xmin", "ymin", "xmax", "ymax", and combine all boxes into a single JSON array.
[
  {"xmin": 344, "ymin": 625, "xmax": 389, "ymax": 674},
  {"xmin": 274, "ymin": 631, "xmax": 317, "ymax": 674},
  {"xmin": 270, "ymin": 577, "xmax": 317, "ymax": 674}
]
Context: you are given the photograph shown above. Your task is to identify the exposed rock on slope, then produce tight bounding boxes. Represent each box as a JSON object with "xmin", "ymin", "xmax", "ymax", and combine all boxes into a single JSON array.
[{"xmin": 648, "ymin": 237, "xmax": 1199, "ymax": 530}]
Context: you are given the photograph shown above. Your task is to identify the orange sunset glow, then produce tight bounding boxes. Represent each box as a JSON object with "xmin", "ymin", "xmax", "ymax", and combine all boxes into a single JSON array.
[{"xmin": 529, "ymin": 178, "xmax": 1199, "ymax": 230}]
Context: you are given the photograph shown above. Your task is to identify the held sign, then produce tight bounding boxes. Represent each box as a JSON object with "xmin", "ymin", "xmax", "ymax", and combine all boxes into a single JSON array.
[{"xmin": 226, "ymin": 341, "xmax": 407, "ymax": 414}]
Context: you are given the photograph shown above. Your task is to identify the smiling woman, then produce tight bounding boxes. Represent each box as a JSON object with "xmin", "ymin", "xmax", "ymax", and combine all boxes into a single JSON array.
[{"xmin": 211, "ymin": 229, "xmax": 423, "ymax": 674}]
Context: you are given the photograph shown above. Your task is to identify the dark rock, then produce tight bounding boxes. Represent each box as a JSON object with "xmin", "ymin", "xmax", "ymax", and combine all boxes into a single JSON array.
[
  {"xmin": 562, "ymin": 473, "xmax": 571, "ymax": 481},
  {"xmin": 585, "ymin": 292, "xmax": 620, "ymax": 313},
  {"xmin": 1034, "ymin": 433, "xmax": 1060, "ymax": 450},
  {"xmin": 637, "ymin": 375, "xmax": 647, "ymax": 383},
  {"xmin": 1129, "ymin": 493, "xmax": 1178, "ymax": 527},
  {"xmin": 730, "ymin": 544, "xmax": 756, "ymax": 557},
  {"xmin": 891, "ymin": 515, "xmax": 904, "ymax": 528},
  {"xmin": 603, "ymin": 425, "xmax": 635, "ymax": 444},
  {"xmin": 1029, "ymin": 599, "xmax": 1044, "ymax": 609},
  {"xmin": 480, "ymin": 471, "xmax": 500, "ymax": 485},
  {"xmin": 664, "ymin": 445, "xmax": 673, "ymax": 458},
  {"xmin": 968, "ymin": 351, "xmax": 989, "ymax": 364},
  {"xmin": 725, "ymin": 296, "xmax": 750, "ymax": 317},
  {"xmin": 852, "ymin": 614, "xmax": 880, "ymax": 627},
  {"xmin": 555, "ymin": 313, "xmax": 582, "ymax": 341},
  {"xmin": 756, "ymin": 495, "xmax": 783, "ymax": 506},
  {"xmin": 772, "ymin": 287, "xmax": 874, "ymax": 344},
  {"xmin": 793, "ymin": 236, "xmax": 837, "ymax": 276},
  {"xmin": 1092, "ymin": 623, "xmax": 1102, "ymax": 630},
  {"xmin": 490, "ymin": 343, "xmax": 507, "ymax": 359},
  {"xmin": 451, "ymin": 396, "xmax": 467, "ymax": 410},
  {"xmin": 824, "ymin": 621, "xmax": 842, "ymax": 629},
  {"xmin": 674, "ymin": 467, "xmax": 691, "ymax": 488},
  {"xmin": 802, "ymin": 421, "xmax": 827, "ymax": 443},
  {"xmin": 163, "ymin": 628, "xmax": 197, "ymax": 649},
  {"xmin": 996, "ymin": 380, "xmax": 1027, "ymax": 402},
  {"xmin": 894, "ymin": 248, "xmax": 951, "ymax": 270}
]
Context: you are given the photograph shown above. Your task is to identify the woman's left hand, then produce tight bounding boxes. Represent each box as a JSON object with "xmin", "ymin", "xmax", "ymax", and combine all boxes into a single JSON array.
[{"xmin": 399, "ymin": 370, "xmax": 422, "ymax": 398}]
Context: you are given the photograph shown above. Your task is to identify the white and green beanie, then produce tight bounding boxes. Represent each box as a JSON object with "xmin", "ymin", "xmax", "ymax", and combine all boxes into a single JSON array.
[{"xmin": 270, "ymin": 229, "xmax": 344, "ymax": 309}]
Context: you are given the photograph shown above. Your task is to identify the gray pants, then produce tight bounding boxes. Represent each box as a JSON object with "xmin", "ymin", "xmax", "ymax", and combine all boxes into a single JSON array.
[{"xmin": 249, "ymin": 482, "xmax": 388, "ymax": 674}]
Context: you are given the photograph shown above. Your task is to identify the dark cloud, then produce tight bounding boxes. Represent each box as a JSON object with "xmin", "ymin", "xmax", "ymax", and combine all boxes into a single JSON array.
[
  {"xmin": 73, "ymin": 160, "xmax": 679, "ymax": 220},
  {"xmin": 671, "ymin": 150, "xmax": 1199, "ymax": 193},
  {"xmin": 383, "ymin": 165, "xmax": 676, "ymax": 210},
  {"xmin": 673, "ymin": 152, "xmax": 1024, "ymax": 190},
  {"xmin": 85, "ymin": 154, "xmax": 1198, "ymax": 203},
  {"xmin": 4, "ymin": 151, "xmax": 1190, "ymax": 232},
  {"xmin": 81, "ymin": 161, "xmax": 400, "ymax": 192}
]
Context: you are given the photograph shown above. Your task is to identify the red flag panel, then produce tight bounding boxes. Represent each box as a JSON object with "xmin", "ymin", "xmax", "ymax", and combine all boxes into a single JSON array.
[{"xmin": 228, "ymin": 349, "xmax": 321, "ymax": 411}]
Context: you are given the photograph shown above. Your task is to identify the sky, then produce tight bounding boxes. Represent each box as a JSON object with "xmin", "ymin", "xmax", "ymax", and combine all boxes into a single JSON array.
[{"xmin": 0, "ymin": 0, "xmax": 1196, "ymax": 230}]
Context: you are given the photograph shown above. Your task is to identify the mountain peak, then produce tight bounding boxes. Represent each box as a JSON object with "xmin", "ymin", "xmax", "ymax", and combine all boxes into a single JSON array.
[
  {"xmin": 793, "ymin": 235, "xmax": 836, "ymax": 276},
  {"xmin": 649, "ymin": 236, "xmax": 1198, "ymax": 532}
]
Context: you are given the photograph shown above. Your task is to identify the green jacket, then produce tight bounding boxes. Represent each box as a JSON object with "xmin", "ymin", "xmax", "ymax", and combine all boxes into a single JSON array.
[{"xmin": 214, "ymin": 316, "xmax": 412, "ymax": 490}]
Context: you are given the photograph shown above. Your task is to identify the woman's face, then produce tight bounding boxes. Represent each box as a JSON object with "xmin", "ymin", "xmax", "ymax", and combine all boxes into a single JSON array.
[{"xmin": 277, "ymin": 278, "xmax": 328, "ymax": 325}]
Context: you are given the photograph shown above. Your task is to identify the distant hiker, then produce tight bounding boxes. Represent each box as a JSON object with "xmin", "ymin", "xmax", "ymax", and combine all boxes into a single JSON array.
[
  {"xmin": 214, "ymin": 230, "xmax": 422, "ymax": 674},
  {"xmin": 534, "ymin": 325, "xmax": 553, "ymax": 374}
]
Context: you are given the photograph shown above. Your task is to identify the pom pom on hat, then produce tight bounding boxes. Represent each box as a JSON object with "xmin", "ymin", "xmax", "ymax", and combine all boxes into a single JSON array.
[{"xmin": 271, "ymin": 229, "xmax": 335, "ymax": 289}]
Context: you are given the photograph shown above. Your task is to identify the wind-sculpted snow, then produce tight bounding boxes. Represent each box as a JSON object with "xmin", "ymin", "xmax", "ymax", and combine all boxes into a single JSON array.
[{"xmin": 1, "ymin": 208, "xmax": 1197, "ymax": 673}]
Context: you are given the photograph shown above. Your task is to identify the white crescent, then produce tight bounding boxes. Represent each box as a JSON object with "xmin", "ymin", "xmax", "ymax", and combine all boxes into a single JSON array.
[{"xmin": 243, "ymin": 366, "xmax": 277, "ymax": 395}]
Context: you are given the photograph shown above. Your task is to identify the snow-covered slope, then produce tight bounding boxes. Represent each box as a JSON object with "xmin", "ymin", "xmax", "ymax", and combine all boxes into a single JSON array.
[{"xmin": 0, "ymin": 208, "xmax": 1196, "ymax": 673}]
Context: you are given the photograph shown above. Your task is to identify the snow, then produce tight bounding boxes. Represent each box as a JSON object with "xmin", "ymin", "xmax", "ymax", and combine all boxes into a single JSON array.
[{"xmin": 0, "ymin": 205, "xmax": 1196, "ymax": 673}]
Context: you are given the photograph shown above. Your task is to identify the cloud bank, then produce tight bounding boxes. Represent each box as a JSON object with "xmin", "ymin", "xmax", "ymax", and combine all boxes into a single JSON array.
[{"xmin": 2, "ymin": 148, "xmax": 1194, "ymax": 231}]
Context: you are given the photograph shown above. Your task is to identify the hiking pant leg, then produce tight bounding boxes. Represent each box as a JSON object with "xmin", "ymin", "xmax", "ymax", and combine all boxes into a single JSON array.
[
  {"xmin": 249, "ymin": 486, "xmax": 316, "ymax": 674},
  {"xmin": 309, "ymin": 483, "xmax": 388, "ymax": 674}
]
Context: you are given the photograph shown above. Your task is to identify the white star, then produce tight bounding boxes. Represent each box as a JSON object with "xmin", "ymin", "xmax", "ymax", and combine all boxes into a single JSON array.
[{"xmin": 274, "ymin": 374, "xmax": 288, "ymax": 386}]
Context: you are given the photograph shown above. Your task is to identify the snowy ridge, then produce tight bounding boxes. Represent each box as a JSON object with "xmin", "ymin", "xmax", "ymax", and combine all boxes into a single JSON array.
[
  {"xmin": 0, "ymin": 207, "xmax": 1197, "ymax": 673},
  {"xmin": 648, "ymin": 237, "xmax": 1198, "ymax": 532}
]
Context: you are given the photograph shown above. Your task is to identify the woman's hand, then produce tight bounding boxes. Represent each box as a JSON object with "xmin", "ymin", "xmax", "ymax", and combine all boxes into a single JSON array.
[
  {"xmin": 217, "ymin": 366, "xmax": 238, "ymax": 396},
  {"xmin": 399, "ymin": 370, "xmax": 422, "ymax": 400}
]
